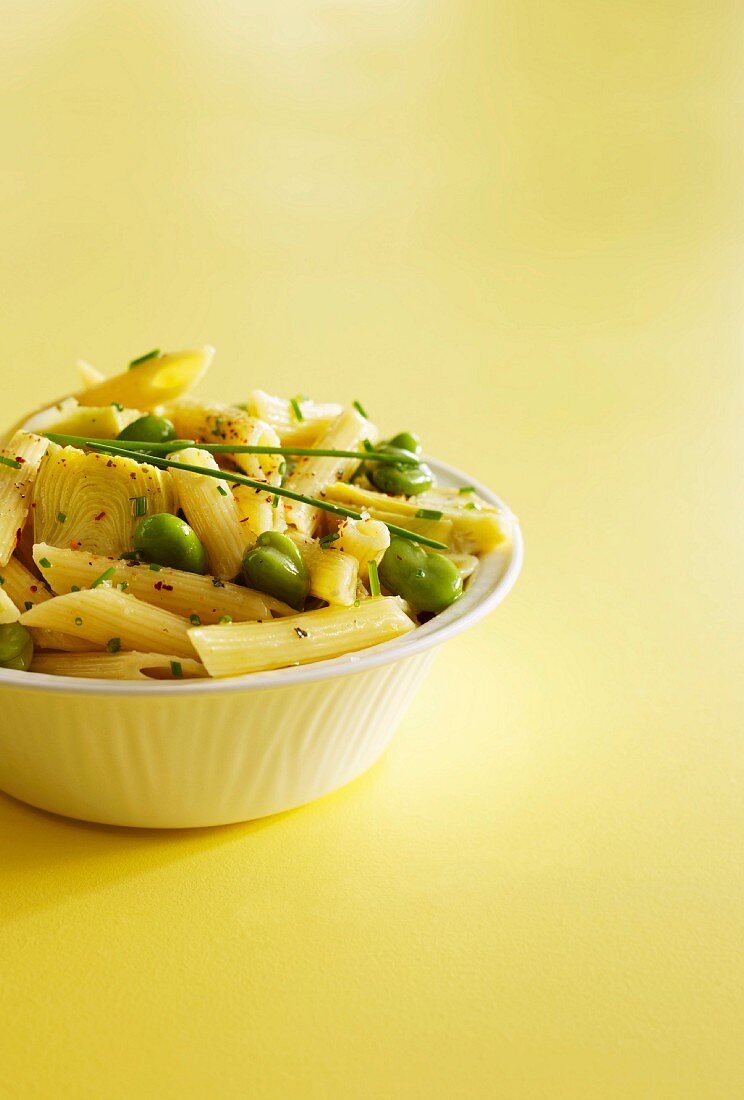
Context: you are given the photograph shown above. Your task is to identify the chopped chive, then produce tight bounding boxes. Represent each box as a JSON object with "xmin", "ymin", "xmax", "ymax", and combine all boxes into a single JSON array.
[
  {"xmin": 367, "ymin": 560, "xmax": 381, "ymax": 597},
  {"xmin": 106, "ymin": 637, "xmax": 121, "ymax": 653},
  {"xmin": 289, "ymin": 396, "xmax": 304, "ymax": 422},
  {"xmin": 415, "ymin": 508, "xmax": 443, "ymax": 521},
  {"xmin": 278, "ymin": 460, "xmax": 286, "ymax": 476},
  {"xmin": 129, "ymin": 348, "xmax": 160, "ymax": 368},
  {"xmin": 319, "ymin": 532, "xmax": 340, "ymax": 548},
  {"xmin": 216, "ymin": 484, "xmax": 228, "ymax": 496},
  {"xmin": 0, "ymin": 576, "xmax": 4, "ymax": 585},
  {"xmin": 131, "ymin": 495, "xmax": 148, "ymax": 518},
  {"xmin": 91, "ymin": 566, "xmax": 115, "ymax": 588},
  {"xmin": 212, "ymin": 577, "xmax": 225, "ymax": 588},
  {"xmin": 362, "ymin": 438, "xmax": 375, "ymax": 453},
  {"xmin": 353, "ymin": 598, "xmax": 361, "ymax": 607},
  {"xmin": 464, "ymin": 502, "xmax": 480, "ymax": 511},
  {"xmin": 0, "ymin": 455, "xmax": 22, "ymax": 470},
  {"xmin": 353, "ymin": 400, "xmax": 368, "ymax": 418},
  {"xmin": 74, "ymin": 616, "xmax": 83, "ymax": 626},
  {"xmin": 38, "ymin": 557, "xmax": 52, "ymax": 569},
  {"xmin": 219, "ymin": 615, "xmax": 233, "ymax": 625},
  {"xmin": 119, "ymin": 550, "xmax": 142, "ymax": 562},
  {"xmin": 234, "ymin": 402, "xmax": 248, "ymax": 411},
  {"xmin": 111, "ymin": 402, "xmax": 124, "ymax": 412},
  {"xmin": 71, "ymin": 585, "xmax": 80, "ymax": 593},
  {"xmin": 271, "ymin": 494, "xmax": 279, "ymax": 508},
  {"xmin": 189, "ymin": 613, "xmax": 201, "ymax": 625},
  {"xmin": 57, "ymin": 512, "xmax": 67, "ymax": 524},
  {"xmin": 118, "ymin": 582, "xmax": 129, "ymax": 591},
  {"xmin": 24, "ymin": 601, "xmax": 33, "ymax": 611},
  {"xmin": 149, "ymin": 563, "xmax": 162, "ymax": 572},
  {"xmin": 458, "ymin": 485, "xmax": 476, "ymax": 494},
  {"xmin": 170, "ymin": 660, "xmax": 183, "ymax": 679}
]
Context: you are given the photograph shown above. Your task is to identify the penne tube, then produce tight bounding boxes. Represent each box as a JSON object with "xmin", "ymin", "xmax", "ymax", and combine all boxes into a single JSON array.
[
  {"xmin": 283, "ymin": 407, "xmax": 378, "ymax": 534},
  {"xmin": 76, "ymin": 359, "xmax": 106, "ymax": 388},
  {"xmin": 189, "ymin": 596, "xmax": 415, "ymax": 677},
  {"xmin": 32, "ymin": 543, "xmax": 291, "ymax": 622},
  {"xmin": 29, "ymin": 628, "xmax": 104, "ymax": 652},
  {"xmin": 31, "ymin": 651, "xmax": 207, "ymax": 680},
  {"xmin": 0, "ymin": 554, "xmax": 52, "ymax": 610},
  {"xmin": 167, "ymin": 448, "xmax": 251, "ymax": 580},
  {"xmin": 322, "ymin": 481, "xmax": 512, "ymax": 554},
  {"xmin": 76, "ymin": 346, "xmax": 215, "ymax": 410},
  {"xmin": 20, "ymin": 400, "xmax": 141, "ymax": 440},
  {"xmin": 232, "ymin": 483, "xmax": 284, "ymax": 546},
  {"xmin": 245, "ymin": 390, "xmax": 343, "ymax": 446},
  {"xmin": 334, "ymin": 517, "xmax": 390, "ymax": 584},
  {"xmin": 33, "ymin": 446, "xmax": 176, "ymax": 558},
  {"xmin": 0, "ymin": 589, "xmax": 20, "ymax": 623},
  {"xmin": 20, "ymin": 588, "xmax": 197, "ymax": 659},
  {"xmin": 0, "ymin": 431, "xmax": 50, "ymax": 566},
  {"xmin": 287, "ymin": 533, "xmax": 359, "ymax": 606},
  {"xmin": 164, "ymin": 398, "xmax": 283, "ymax": 485}
]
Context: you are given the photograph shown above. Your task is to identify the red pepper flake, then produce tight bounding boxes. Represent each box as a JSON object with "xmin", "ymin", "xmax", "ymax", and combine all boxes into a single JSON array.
[
  {"xmin": 70, "ymin": 541, "xmax": 82, "ymax": 550},
  {"xmin": 94, "ymin": 511, "xmax": 106, "ymax": 521},
  {"xmin": 153, "ymin": 581, "xmax": 174, "ymax": 592},
  {"xmin": 15, "ymin": 528, "xmax": 21, "ymax": 546},
  {"xmin": 15, "ymin": 457, "xmax": 26, "ymax": 465},
  {"xmin": 30, "ymin": 585, "xmax": 38, "ymax": 593}
]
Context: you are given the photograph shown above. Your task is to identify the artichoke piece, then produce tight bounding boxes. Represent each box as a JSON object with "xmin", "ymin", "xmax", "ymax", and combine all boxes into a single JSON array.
[
  {"xmin": 0, "ymin": 431, "xmax": 50, "ymax": 567},
  {"xmin": 33, "ymin": 446, "xmax": 176, "ymax": 557},
  {"xmin": 77, "ymin": 346, "xmax": 214, "ymax": 410},
  {"xmin": 164, "ymin": 397, "xmax": 283, "ymax": 485}
]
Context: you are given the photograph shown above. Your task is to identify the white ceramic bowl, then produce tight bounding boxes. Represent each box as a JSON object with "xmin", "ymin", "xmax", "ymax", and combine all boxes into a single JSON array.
[{"xmin": 0, "ymin": 459, "xmax": 523, "ymax": 828}]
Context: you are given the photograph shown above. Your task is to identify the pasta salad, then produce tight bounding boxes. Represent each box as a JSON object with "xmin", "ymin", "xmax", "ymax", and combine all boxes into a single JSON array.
[{"xmin": 0, "ymin": 347, "xmax": 512, "ymax": 680}]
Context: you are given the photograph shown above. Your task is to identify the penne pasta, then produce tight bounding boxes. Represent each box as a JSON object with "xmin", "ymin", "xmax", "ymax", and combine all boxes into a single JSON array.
[
  {"xmin": 164, "ymin": 398, "xmax": 283, "ymax": 485},
  {"xmin": 334, "ymin": 517, "xmax": 390, "ymax": 584},
  {"xmin": 31, "ymin": 651, "xmax": 207, "ymax": 680},
  {"xmin": 189, "ymin": 596, "xmax": 415, "ymax": 677},
  {"xmin": 232, "ymin": 483, "xmax": 284, "ymax": 546},
  {"xmin": 29, "ymin": 628, "xmax": 104, "ymax": 653},
  {"xmin": 0, "ymin": 589, "xmax": 20, "ymax": 623},
  {"xmin": 20, "ymin": 400, "xmax": 140, "ymax": 440},
  {"xmin": 0, "ymin": 554, "xmax": 52, "ymax": 610},
  {"xmin": 20, "ymin": 588, "xmax": 197, "ymax": 659},
  {"xmin": 76, "ymin": 359, "xmax": 106, "ymax": 388},
  {"xmin": 245, "ymin": 390, "xmax": 344, "ymax": 446},
  {"xmin": 76, "ymin": 346, "xmax": 215, "ymax": 410},
  {"xmin": 283, "ymin": 407, "xmax": 378, "ymax": 534},
  {"xmin": 167, "ymin": 448, "xmax": 251, "ymax": 580},
  {"xmin": 0, "ymin": 431, "xmax": 50, "ymax": 566},
  {"xmin": 32, "ymin": 543, "xmax": 292, "ymax": 622}
]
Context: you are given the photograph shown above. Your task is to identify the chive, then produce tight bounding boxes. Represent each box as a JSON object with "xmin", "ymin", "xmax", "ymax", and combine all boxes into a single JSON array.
[
  {"xmin": 131, "ymin": 495, "xmax": 148, "ymax": 518},
  {"xmin": 289, "ymin": 396, "xmax": 304, "ymax": 422},
  {"xmin": 464, "ymin": 502, "xmax": 480, "ymax": 511},
  {"xmin": 111, "ymin": 402, "xmax": 124, "ymax": 412},
  {"xmin": 24, "ymin": 601, "xmax": 33, "ymax": 611},
  {"xmin": 0, "ymin": 576, "xmax": 4, "ymax": 585},
  {"xmin": 0, "ymin": 455, "xmax": 21, "ymax": 470},
  {"xmin": 57, "ymin": 512, "xmax": 67, "ymax": 524},
  {"xmin": 91, "ymin": 566, "xmax": 115, "ymax": 588},
  {"xmin": 118, "ymin": 582, "xmax": 129, "ymax": 591},
  {"xmin": 278, "ymin": 460, "xmax": 286, "ymax": 476},
  {"xmin": 43, "ymin": 438, "xmax": 449, "ymax": 550},
  {"xmin": 129, "ymin": 348, "xmax": 160, "ymax": 368},
  {"xmin": 458, "ymin": 485, "xmax": 476, "ymax": 494},
  {"xmin": 106, "ymin": 637, "xmax": 121, "ymax": 653},
  {"xmin": 415, "ymin": 508, "xmax": 443, "ymax": 521},
  {"xmin": 234, "ymin": 403, "xmax": 248, "ymax": 411},
  {"xmin": 44, "ymin": 434, "xmax": 420, "ymax": 465},
  {"xmin": 189, "ymin": 613, "xmax": 201, "ymax": 626},
  {"xmin": 271, "ymin": 494, "xmax": 279, "ymax": 508},
  {"xmin": 319, "ymin": 532, "xmax": 340, "ymax": 548},
  {"xmin": 367, "ymin": 560, "xmax": 381, "ymax": 597},
  {"xmin": 212, "ymin": 577, "xmax": 225, "ymax": 588},
  {"xmin": 149, "ymin": 563, "xmax": 162, "ymax": 572},
  {"xmin": 170, "ymin": 660, "xmax": 183, "ymax": 679},
  {"xmin": 71, "ymin": 585, "xmax": 80, "ymax": 593},
  {"xmin": 353, "ymin": 400, "xmax": 368, "ymax": 418},
  {"xmin": 74, "ymin": 616, "xmax": 83, "ymax": 625},
  {"xmin": 219, "ymin": 615, "xmax": 233, "ymax": 625},
  {"xmin": 38, "ymin": 557, "xmax": 52, "ymax": 569},
  {"xmin": 216, "ymin": 484, "xmax": 228, "ymax": 496}
]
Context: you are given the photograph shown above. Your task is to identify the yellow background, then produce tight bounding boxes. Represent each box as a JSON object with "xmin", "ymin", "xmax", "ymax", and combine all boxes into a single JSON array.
[{"xmin": 1, "ymin": 2, "xmax": 743, "ymax": 1097}]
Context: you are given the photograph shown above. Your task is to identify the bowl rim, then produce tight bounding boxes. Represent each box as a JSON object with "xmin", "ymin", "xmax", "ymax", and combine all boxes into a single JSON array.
[{"xmin": 0, "ymin": 457, "xmax": 523, "ymax": 697}]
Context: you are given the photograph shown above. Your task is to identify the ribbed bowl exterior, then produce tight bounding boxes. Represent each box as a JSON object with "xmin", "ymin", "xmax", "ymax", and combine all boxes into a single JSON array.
[{"xmin": 0, "ymin": 651, "xmax": 434, "ymax": 827}]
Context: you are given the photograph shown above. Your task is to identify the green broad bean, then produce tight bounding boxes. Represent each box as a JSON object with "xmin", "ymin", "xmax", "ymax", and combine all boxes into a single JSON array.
[
  {"xmin": 242, "ymin": 532, "xmax": 309, "ymax": 611},
  {"xmin": 117, "ymin": 415, "xmax": 177, "ymax": 446},
  {"xmin": 387, "ymin": 431, "xmax": 422, "ymax": 456},
  {"xmin": 133, "ymin": 513, "xmax": 208, "ymax": 574},
  {"xmin": 379, "ymin": 536, "xmax": 462, "ymax": 614},
  {"xmin": 368, "ymin": 445, "xmax": 433, "ymax": 497},
  {"xmin": 0, "ymin": 623, "xmax": 34, "ymax": 671}
]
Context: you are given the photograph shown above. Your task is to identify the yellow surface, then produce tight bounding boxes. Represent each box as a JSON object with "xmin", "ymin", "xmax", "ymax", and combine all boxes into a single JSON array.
[{"xmin": 1, "ymin": 2, "xmax": 743, "ymax": 1097}]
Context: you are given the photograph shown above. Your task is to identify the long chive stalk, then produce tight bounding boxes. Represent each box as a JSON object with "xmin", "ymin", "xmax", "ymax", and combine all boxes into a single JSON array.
[
  {"xmin": 43, "ymin": 433, "xmax": 420, "ymax": 465},
  {"xmin": 44, "ymin": 436, "xmax": 447, "ymax": 550}
]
